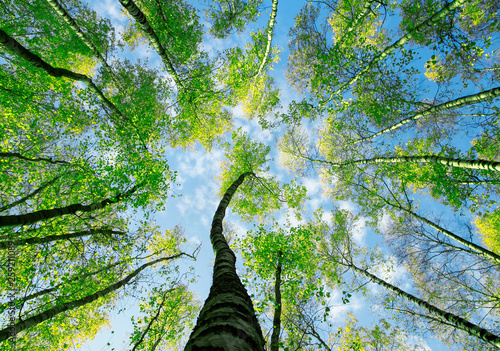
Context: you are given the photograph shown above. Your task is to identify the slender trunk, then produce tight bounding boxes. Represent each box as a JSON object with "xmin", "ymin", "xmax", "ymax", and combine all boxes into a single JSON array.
[
  {"xmin": 0, "ymin": 253, "xmax": 185, "ymax": 341},
  {"xmin": 149, "ymin": 292, "xmax": 186, "ymax": 351},
  {"xmin": 411, "ymin": 211, "xmax": 500, "ymax": 264},
  {"xmin": 350, "ymin": 264, "xmax": 500, "ymax": 348},
  {"xmin": 0, "ymin": 228, "xmax": 126, "ymax": 249},
  {"xmin": 270, "ymin": 250, "xmax": 283, "ymax": 351},
  {"xmin": 324, "ymin": 155, "xmax": 500, "ymax": 172},
  {"xmin": 0, "ymin": 29, "xmax": 128, "ymax": 126},
  {"xmin": 332, "ymin": 0, "xmax": 381, "ymax": 51},
  {"xmin": 354, "ymin": 87, "xmax": 500, "ymax": 144},
  {"xmin": 118, "ymin": 0, "xmax": 183, "ymax": 90},
  {"xmin": 356, "ymin": 182, "xmax": 500, "ymax": 264},
  {"xmin": 149, "ymin": 313, "xmax": 170, "ymax": 351},
  {"xmin": 255, "ymin": 0, "xmax": 278, "ymax": 77},
  {"xmin": 0, "ymin": 252, "xmax": 163, "ymax": 313},
  {"xmin": 453, "ymin": 179, "xmax": 500, "ymax": 185},
  {"xmin": 45, "ymin": 0, "xmax": 126, "ymax": 91},
  {"xmin": 131, "ymin": 287, "xmax": 176, "ymax": 351},
  {"xmin": 0, "ymin": 182, "xmax": 142, "ymax": 228},
  {"xmin": 0, "ymin": 152, "xmax": 69, "ymax": 165},
  {"xmin": 0, "ymin": 256, "xmax": 132, "ymax": 313},
  {"xmin": 326, "ymin": 0, "xmax": 466, "ymax": 100},
  {"xmin": 184, "ymin": 172, "xmax": 266, "ymax": 351},
  {"xmin": 0, "ymin": 175, "xmax": 62, "ymax": 213}
]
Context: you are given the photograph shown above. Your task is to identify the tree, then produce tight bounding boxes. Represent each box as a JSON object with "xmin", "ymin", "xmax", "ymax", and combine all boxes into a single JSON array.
[
  {"xmin": 236, "ymin": 222, "xmax": 322, "ymax": 350},
  {"xmin": 317, "ymin": 208, "xmax": 500, "ymax": 348},
  {"xmin": 129, "ymin": 285, "xmax": 199, "ymax": 350},
  {"xmin": 0, "ymin": 250, "xmax": 194, "ymax": 342},
  {"xmin": 2, "ymin": 0, "xmax": 500, "ymax": 348},
  {"xmin": 184, "ymin": 172, "xmax": 266, "ymax": 350}
]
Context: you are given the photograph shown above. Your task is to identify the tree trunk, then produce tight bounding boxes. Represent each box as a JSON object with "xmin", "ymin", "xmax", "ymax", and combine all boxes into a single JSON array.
[
  {"xmin": 327, "ymin": 0, "xmax": 466, "ymax": 99},
  {"xmin": 119, "ymin": 0, "xmax": 184, "ymax": 89},
  {"xmin": 0, "ymin": 175, "xmax": 62, "ymax": 213},
  {"xmin": 184, "ymin": 172, "xmax": 266, "ymax": 350},
  {"xmin": 350, "ymin": 264, "xmax": 500, "ymax": 348},
  {"xmin": 408, "ymin": 210, "xmax": 500, "ymax": 264},
  {"xmin": 0, "ymin": 152, "xmax": 69, "ymax": 165},
  {"xmin": 45, "ymin": 0, "xmax": 126, "ymax": 91},
  {"xmin": 328, "ymin": 155, "xmax": 500, "ymax": 172},
  {"xmin": 0, "ymin": 228, "xmax": 126, "ymax": 249},
  {"xmin": 255, "ymin": 0, "xmax": 278, "ymax": 77},
  {"xmin": 0, "ymin": 182, "xmax": 142, "ymax": 227},
  {"xmin": 0, "ymin": 253, "xmax": 186, "ymax": 341},
  {"xmin": 270, "ymin": 250, "xmax": 283, "ymax": 351},
  {"xmin": 332, "ymin": 0, "xmax": 381, "ymax": 51},
  {"xmin": 0, "ymin": 29, "xmax": 127, "ymax": 126},
  {"xmin": 0, "ymin": 254, "xmax": 138, "ymax": 313},
  {"xmin": 355, "ymin": 86, "xmax": 500, "ymax": 144},
  {"xmin": 131, "ymin": 287, "xmax": 176, "ymax": 351},
  {"xmin": 356, "ymin": 182, "xmax": 500, "ymax": 264}
]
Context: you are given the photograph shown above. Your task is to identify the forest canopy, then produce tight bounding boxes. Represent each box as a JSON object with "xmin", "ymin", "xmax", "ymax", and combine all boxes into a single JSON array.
[{"xmin": 0, "ymin": 0, "xmax": 499, "ymax": 349}]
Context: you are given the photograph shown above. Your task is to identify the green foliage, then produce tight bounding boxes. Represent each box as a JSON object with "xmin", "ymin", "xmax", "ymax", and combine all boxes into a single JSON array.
[
  {"xmin": 218, "ymin": 130, "xmax": 307, "ymax": 222},
  {"xmin": 128, "ymin": 285, "xmax": 199, "ymax": 350},
  {"xmin": 205, "ymin": 0, "xmax": 263, "ymax": 39},
  {"xmin": 122, "ymin": 0, "xmax": 202, "ymax": 64},
  {"xmin": 2, "ymin": 0, "xmax": 500, "ymax": 348},
  {"xmin": 475, "ymin": 209, "xmax": 500, "ymax": 254}
]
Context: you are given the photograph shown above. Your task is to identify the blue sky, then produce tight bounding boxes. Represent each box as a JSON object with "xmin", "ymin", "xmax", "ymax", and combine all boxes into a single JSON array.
[{"xmin": 66, "ymin": 0, "xmax": 499, "ymax": 349}]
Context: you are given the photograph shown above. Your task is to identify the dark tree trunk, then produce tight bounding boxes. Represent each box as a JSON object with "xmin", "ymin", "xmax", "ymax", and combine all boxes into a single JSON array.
[
  {"xmin": 184, "ymin": 172, "xmax": 266, "ymax": 350},
  {"xmin": 270, "ymin": 250, "xmax": 283, "ymax": 351},
  {"xmin": 0, "ymin": 253, "xmax": 185, "ymax": 341},
  {"xmin": 0, "ymin": 183, "xmax": 142, "ymax": 227}
]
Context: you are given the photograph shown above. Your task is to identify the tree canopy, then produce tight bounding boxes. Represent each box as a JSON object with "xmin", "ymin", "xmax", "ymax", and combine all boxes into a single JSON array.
[{"xmin": 1, "ymin": 0, "xmax": 499, "ymax": 349}]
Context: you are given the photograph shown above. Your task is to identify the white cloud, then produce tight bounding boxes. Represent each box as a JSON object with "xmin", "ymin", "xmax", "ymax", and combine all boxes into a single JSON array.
[
  {"xmin": 233, "ymin": 112, "xmax": 274, "ymax": 144},
  {"xmin": 309, "ymin": 196, "xmax": 323, "ymax": 212},
  {"xmin": 371, "ymin": 255, "xmax": 410, "ymax": 289},
  {"xmin": 321, "ymin": 211, "xmax": 333, "ymax": 223},
  {"xmin": 302, "ymin": 177, "xmax": 322, "ymax": 196},
  {"xmin": 337, "ymin": 200, "xmax": 356, "ymax": 212},
  {"xmin": 352, "ymin": 216, "xmax": 367, "ymax": 244},
  {"xmin": 302, "ymin": 177, "xmax": 327, "ymax": 212},
  {"xmin": 327, "ymin": 293, "xmax": 363, "ymax": 323},
  {"xmin": 92, "ymin": 0, "xmax": 126, "ymax": 23},
  {"xmin": 188, "ymin": 235, "xmax": 201, "ymax": 246},
  {"xmin": 276, "ymin": 209, "xmax": 305, "ymax": 229},
  {"xmin": 176, "ymin": 148, "xmax": 225, "ymax": 179},
  {"xmin": 379, "ymin": 211, "xmax": 393, "ymax": 232},
  {"xmin": 176, "ymin": 182, "xmax": 219, "ymax": 216}
]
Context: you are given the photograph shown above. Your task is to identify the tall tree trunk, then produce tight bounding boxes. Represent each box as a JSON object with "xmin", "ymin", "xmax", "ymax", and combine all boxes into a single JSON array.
[
  {"xmin": 355, "ymin": 182, "xmax": 500, "ymax": 264},
  {"xmin": 0, "ymin": 175, "xmax": 63, "ymax": 213},
  {"xmin": 270, "ymin": 250, "xmax": 283, "ymax": 351},
  {"xmin": 350, "ymin": 264, "xmax": 500, "ymax": 348},
  {"xmin": 0, "ymin": 253, "xmax": 142, "ymax": 313},
  {"xmin": 326, "ymin": 0, "xmax": 466, "ymax": 100},
  {"xmin": 321, "ymin": 155, "xmax": 500, "ymax": 172},
  {"xmin": 45, "ymin": 0, "xmax": 126, "ymax": 91},
  {"xmin": 0, "ymin": 152, "xmax": 69, "ymax": 165},
  {"xmin": 131, "ymin": 287, "xmax": 176, "ymax": 351},
  {"xmin": 406, "ymin": 209, "xmax": 500, "ymax": 264},
  {"xmin": 184, "ymin": 172, "xmax": 266, "ymax": 350},
  {"xmin": 354, "ymin": 86, "xmax": 500, "ymax": 144},
  {"xmin": 255, "ymin": 0, "xmax": 278, "ymax": 77},
  {"xmin": 332, "ymin": 0, "xmax": 381, "ymax": 51},
  {"xmin": 0, "ymin": 228, "xmax": 126, "ymax": 249},
  {"xmin": 0, "ymin": 29, "xmax": 127, "ymax": 126},
  {"xmin": 0, "ymin": 253, "xmax": 186, "ymax": 342},
  {"xmin": 118, "ymin": 0, "xmax": 184, "ymax": 89},
  {"xmin": 0, "ymin": 182, "xmax": 142, "ymax": 228}
]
